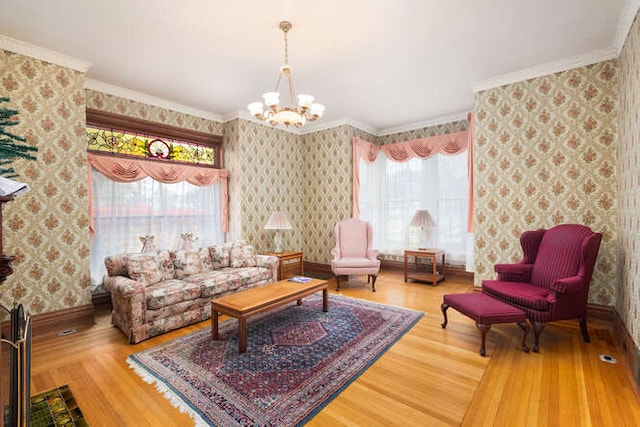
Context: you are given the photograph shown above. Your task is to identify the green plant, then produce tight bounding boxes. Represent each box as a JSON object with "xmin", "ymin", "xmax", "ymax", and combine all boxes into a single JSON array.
[{"xmin": 0, "ymin": 97, "xmax": 38, "ymax": 177}]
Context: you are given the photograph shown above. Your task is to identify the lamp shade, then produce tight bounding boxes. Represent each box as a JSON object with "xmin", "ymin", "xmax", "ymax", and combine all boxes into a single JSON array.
[
  {"xmin": 264, "ymin": 211, "xmax": 292, "ymax": 230},
  {"xmin": 409, "ymin": 210, "xmax": 436, "ymax": 228}
]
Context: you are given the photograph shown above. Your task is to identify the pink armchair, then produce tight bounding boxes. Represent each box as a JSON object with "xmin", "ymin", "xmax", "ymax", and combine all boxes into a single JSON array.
[
  {"xmin": 330, "ymin": 218, "xmax": 381, "ymax": 292},
  {"xmin": 482, "ymin": 224, "xmax": 602, "ymax": 352}
]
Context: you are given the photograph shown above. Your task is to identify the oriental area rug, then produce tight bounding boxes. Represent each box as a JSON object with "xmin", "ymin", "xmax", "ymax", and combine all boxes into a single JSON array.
[{"xmin": 128, "ymin": 294, "xmax": 423, "ymax": 426}]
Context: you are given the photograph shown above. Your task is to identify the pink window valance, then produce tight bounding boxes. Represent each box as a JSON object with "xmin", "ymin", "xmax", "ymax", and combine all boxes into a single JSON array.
[
  {"xmin": 352, "ymin": 113, "xmax": 475, "ymax": 232},
  {"xmin": 87, "ymin": 152, "xmax": 229, "ymax": 234}
]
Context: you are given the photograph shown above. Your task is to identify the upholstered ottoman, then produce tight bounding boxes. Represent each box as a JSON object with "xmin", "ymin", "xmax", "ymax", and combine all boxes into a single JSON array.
[{"xmin": 441, "ymin": 293, "xmax": 529, "ymax": 356}]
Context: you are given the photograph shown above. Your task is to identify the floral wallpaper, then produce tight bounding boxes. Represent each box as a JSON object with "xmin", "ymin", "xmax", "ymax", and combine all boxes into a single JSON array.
[
  {"xmin": 376, "ymin": 120, "xmax": 468, "ymax": 146},
  {"xmin": 618, "ymin": 12, "xmax": 640, "ymax": 348},
  {"xmin": 223, "ymin": 119, "xmax": 305, "ymax": 255},
  {"xmin": 0, "ymin": 49, "xmax": 90, "ymax": 314},
  {"xmin": 85, "ymin": 89, "xmax": 224, "ymax": 136},
  {"xmin": 301, "ymin": 125, "xmax": 376, "ymax": 264},
  {"xmin": 473, "ymin": 59, "xmax": 619, "ymax": 306}
]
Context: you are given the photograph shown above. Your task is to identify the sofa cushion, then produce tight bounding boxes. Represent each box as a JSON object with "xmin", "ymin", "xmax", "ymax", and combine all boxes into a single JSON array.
[
  {"xmin": 156, "ymin": 250, "xmax": 176, "ymax": 280},
  {"xmin": 146, "ymin": 279, "xmax": 202, "ymax": 310},
  {"xmin": 209, "ymin": 244, "xmax": 230, "ymax": 269},
  {"xmin": 198, "ymin": 247, "xmax": 214, "ymax": 271},
  {"xmin": 482, "ymin": 280, "xmax": 553, "ymax": 311},
  {"xmin": 124, "ymin": 254, "xmax": 166, "ymax": 286},
  {"xmin": 171, "ymin": 250, "xmax": 203, "ymax": 279},
  {"xmin": 183, "ymin": 267, "xmax": 272, "ymax": 298},
  {"xmin": 230, "ymin": 243, "xmax": 257, "ymax": 268}
]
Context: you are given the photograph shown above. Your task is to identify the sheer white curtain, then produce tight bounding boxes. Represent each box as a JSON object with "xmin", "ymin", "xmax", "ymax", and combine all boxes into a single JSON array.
[
  {"xmin": 90, "ymin": 169, "xmax": 223, "ymax": 290},
  {"xmin": 359, "ymin": 151, "xmax": 470, "ymax": 265}
]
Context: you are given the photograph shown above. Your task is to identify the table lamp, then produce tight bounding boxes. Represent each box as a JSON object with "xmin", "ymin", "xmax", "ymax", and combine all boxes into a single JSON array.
[
  {"xmin": 264, "ymin": 211, "xmax": 292, "ymax": 253},
  {"xmin": 409, "ymin": 209, "xmax": 436, "ymax": 250}
]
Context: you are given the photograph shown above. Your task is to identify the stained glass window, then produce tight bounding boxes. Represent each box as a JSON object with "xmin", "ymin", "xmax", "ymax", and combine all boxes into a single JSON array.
[{"xmin": 87, "ymin": 126, "xmax": 216, "ymax": 167}]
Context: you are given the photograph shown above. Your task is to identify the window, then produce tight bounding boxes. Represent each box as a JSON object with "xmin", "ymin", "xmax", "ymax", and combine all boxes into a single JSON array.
[
  {"xmin": 359, "ymin": 151, "xmax": 469, "ymax": 265},
  {"xmin": 89, "ymin": 172, "xmax": 223, "ymax": 289},
  {"xmin": 86, "ymin": 109, "xmax": 226, "ymax": 292}
]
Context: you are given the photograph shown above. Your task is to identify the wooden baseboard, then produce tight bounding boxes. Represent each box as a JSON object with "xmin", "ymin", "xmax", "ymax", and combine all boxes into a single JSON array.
[
  {"xmin": 30, "ymin": 304, "xmax": 95, "ymax": 339},
  {"xmin": 304, "ymin": 260, "xmax": 474, "ymax": 283},
  {"xmin": 611, "ymin": 309, "xmax": 640, "ymax": 398},
  {"xmin": 586, "ymin": 303, "xmax": 615, "ymax": 323},
  {"xmin": 92, "ymin": 291, "xmax": 112, "ymax": 309},
  {"xmin": 303, "ymin": 262, "xmax": 333, "ymax": 279}
]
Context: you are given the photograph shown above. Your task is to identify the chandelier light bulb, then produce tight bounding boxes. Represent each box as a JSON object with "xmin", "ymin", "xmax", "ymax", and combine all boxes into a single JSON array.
[{"xmin": 263, "ymin": 92, "xmax": 280, "ymax": 108}]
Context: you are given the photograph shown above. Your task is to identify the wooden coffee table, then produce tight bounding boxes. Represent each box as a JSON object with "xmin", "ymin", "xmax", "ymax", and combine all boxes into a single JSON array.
[{"xmin": 211, "ymin": 278, "xmax": 328, "ymax": 353}]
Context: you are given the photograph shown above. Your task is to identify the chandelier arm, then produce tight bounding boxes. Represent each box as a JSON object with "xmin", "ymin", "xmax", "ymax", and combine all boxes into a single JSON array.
[
  {"xmin": 274, "ymin": 72, "xmax": 283, "ymax": 95},
  {"xmin": 287, "ymin": 72, "xmax": 298, "ymax": 110}
]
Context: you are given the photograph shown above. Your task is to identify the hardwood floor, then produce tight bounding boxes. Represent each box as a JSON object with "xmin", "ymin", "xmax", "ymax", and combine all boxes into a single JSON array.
[{"xmin": 30, "ymin": 269, "xmax": 640, "ymax": 426}]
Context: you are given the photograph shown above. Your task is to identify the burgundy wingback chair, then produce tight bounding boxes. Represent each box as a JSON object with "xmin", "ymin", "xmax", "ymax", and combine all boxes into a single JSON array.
[
  {"xmin": 331, "ymin": 218, "xmax": 381, "ymax": 292},
  {"xmin": 481, "ymin": 224, "xmax": 602, "ymax": 352}
]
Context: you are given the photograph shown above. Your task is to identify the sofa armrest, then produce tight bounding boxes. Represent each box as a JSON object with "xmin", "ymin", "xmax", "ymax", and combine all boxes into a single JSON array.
[
  {"xmin": 103, "ymin": 276, "xmax": 147, "ymax": 342},
  {"xmin": 255, "ymin": 254, "xmax": 279, "ymax": 282},
  {"xmin": 366, "ymin": 249, "xmax": 380, "ymax": 260},
  {"xmin": 550, "ymin": 275, "xmax": 584, "ymax": 293},
  {"xmin": 495, "ymin": 263, "xmax": 534, "ymax": 283}
]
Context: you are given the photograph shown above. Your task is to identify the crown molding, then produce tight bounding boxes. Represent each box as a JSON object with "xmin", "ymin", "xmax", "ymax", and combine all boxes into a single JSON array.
[
  {"xmin": 85, "ymin": 78, "xmax": 223, "ymax": 122},
  {"xmin": 0, "ymin": 33, "xmax": 91, "ymax": 72},
  {"xmin": 300, "ymin": 117, "xmax": 378, "ymax": 136},
  {"xmin": 376, "ymin": 110, "xmax": 470, "ymax": 137},
  {"xmin": 472, "ymin": 47, "xmax": 618, "ymax": 93},
  {"xmin": 615, "ymin": 0, "xmax": 640, "ymax": 54}
]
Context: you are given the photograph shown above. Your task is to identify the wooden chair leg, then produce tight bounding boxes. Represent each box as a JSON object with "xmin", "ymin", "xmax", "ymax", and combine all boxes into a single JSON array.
[
  {"xmin": 440, "ymin": 303, "xmax": 449, "ymax": 328},
  {"xmin": 579, "ymin": 317, "xmax": 591, "ymax": 343},
  {"xmin": 370, "ymin": 274, "xmax": 377, "ymax": 292},
  {"xmin": 517, "ymin": 321, "xmax": 530, "ymax": 353},
  {"xmin": 335, "ymin": 275, "xmax": 341, "ymax": 291},
  {"xmin": 476, "ymin": 323, "xmax": 491, "ymax": 357},
  {"xmin": 532, "ymin": 321, "xmax": 545, "ymax": 353}
]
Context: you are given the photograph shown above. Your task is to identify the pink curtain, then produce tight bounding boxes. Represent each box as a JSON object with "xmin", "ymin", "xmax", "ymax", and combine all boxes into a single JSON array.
[
  {"xmin": 352, "ymin": 127, "xmax": 470, "ymax": 218},
  {"xmin": 87, "ymin": 152, "xmax": 229, "ymax": 234}
]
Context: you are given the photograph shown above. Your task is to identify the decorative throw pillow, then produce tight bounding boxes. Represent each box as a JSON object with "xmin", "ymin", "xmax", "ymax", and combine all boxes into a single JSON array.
[
  {"xmin": 209, "ymin": 244, "xmax": 230, "ymax": 269},
  {"xmin": 171, "ymin": 250, "xmax": 203, "ymax": 279},
  {"xmin": 156, "ymin": 250, "xmax": 176, "ymax": 280},
  {"xmin": 198, "ymin": 246, "xmax": 214, "ymax": 271},
  {"xmin": 124, "ymin": 254, "xmax": 166, "ymax": 286},
  {"xmin": 230, "ymin": 243, "xmax": 257, "ymax": 268}
]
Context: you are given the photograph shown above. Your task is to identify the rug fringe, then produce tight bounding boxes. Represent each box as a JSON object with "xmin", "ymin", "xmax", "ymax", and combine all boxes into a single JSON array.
[{"xmin": 127, "ymin": 357, "xmax": 210, "ymax": 426}]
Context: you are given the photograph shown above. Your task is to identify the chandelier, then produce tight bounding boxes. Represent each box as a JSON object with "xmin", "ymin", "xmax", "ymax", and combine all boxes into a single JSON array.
[{"xmin": 247, "ymin": 21, "xmax": 325, "ymax": 128}]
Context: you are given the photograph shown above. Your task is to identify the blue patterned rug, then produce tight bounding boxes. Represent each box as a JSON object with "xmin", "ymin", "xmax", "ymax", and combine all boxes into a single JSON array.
[{"xmin": 128, "ymin": 294, "xmax": 423, "ymax": 426}]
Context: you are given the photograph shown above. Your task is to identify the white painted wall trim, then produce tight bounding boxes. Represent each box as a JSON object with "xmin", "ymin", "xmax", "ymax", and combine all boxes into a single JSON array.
[
  {"xmin": 472, "ymin": 47, "xmax": 618, "ymax": 93},
  {"xmin": 85, "ymin": 78, "xmax": 223, "ymax": 122},
  {"xmin": 0, "ymin": 33, "xmax": 91, "ymax": 72},
  {"xmin": 615, "ymin": 0, "xmax": 640, "ymax": 54}
]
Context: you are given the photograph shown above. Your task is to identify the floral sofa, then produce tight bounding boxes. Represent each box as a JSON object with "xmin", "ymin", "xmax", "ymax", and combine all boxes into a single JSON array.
[{"xmin": 103, "ymin": 241, "xmax": 279, "ymax": 344}]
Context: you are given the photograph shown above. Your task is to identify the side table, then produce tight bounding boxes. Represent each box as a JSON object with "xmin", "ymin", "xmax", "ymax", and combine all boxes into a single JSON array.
[
  {"xmin": 263, "ymin": 250, "xmax": 304, "ymax": 280},
  {"xmin": 404, "ymin": 249, "xmax": 445, "ymax": 285}
]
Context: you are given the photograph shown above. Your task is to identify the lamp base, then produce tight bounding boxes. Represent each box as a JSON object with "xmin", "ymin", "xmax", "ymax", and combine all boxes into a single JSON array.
[{"xmin": 273, "ymin": 232, "xmax": 284, "ymax": 253}]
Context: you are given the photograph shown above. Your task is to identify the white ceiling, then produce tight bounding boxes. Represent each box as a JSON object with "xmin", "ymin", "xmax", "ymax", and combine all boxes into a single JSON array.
[{"xmin": 0, "ymin": 0, "xmax": 633, "ymax": 134}]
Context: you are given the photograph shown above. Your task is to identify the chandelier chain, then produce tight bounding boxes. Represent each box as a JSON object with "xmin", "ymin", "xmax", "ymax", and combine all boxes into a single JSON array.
[{"xmin": 284, "ymin": 28, "xmax": 289, "ymax": 65}]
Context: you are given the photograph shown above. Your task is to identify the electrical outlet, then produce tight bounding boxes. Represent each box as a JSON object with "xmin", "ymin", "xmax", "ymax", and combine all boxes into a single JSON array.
[{"xmin": 599, "ymin": 354, "xmax": 616, "ymax": 364}]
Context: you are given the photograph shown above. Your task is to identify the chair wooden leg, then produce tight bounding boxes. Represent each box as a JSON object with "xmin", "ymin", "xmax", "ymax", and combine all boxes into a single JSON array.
[
  {"xmin": 532, "ymin": 321, "xmax": 545, "ymax": 353},
  {"xmin": 476, "ymin": 323, "xmax": 491, "ymax": 357},
  {"xmin": 370, "ymin": 274, "xmax": 377, "ymax": 292},
  {"xmin": 579, "ymin": 317, "xmax": 591, "ymax": 343},
  {"xmin": 517, "ymin": 321, "xmax": 530, "ymax": 353},
  {"xmin": 335, "ymin": 275, "xmax": 341, "ymax": 291},
  {"xmin": 440, "ymin": 303, "xmax": 449, "ymax": 328}
]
